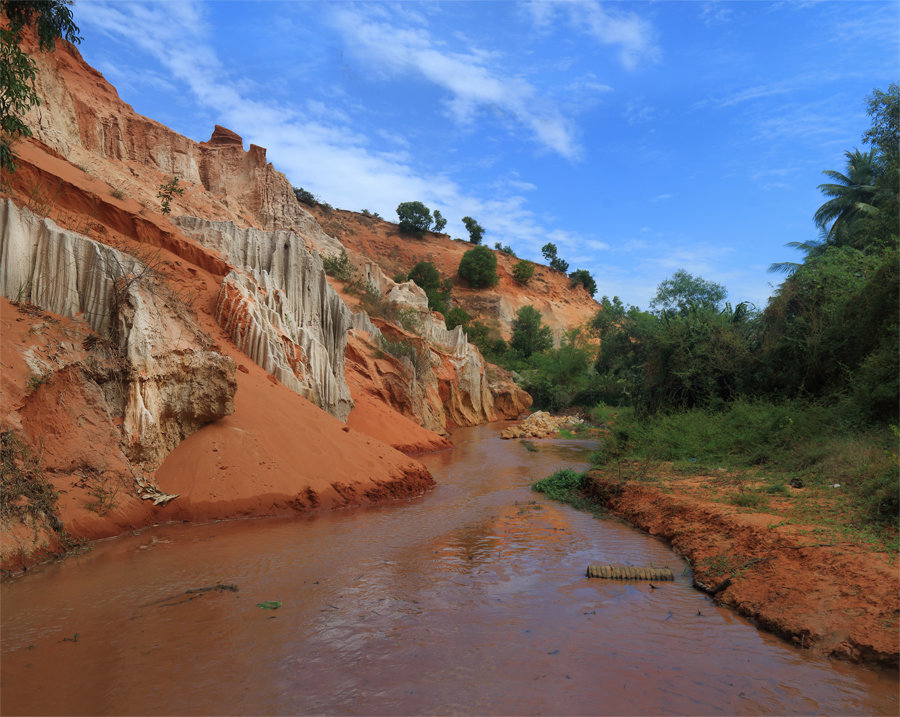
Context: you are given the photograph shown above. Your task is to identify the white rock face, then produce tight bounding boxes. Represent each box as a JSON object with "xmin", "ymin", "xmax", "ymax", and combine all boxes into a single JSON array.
[
  {"xmin": 0, "ymin": 199, "xmax": 236, "ymax": 466},
  {"xmin": 174, "ymin": 216, "xmax": 353, "ymax": 420}
]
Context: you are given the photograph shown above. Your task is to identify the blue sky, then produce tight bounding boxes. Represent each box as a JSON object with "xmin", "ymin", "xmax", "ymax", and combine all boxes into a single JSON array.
[{"xmin": 73, "ymin": 1, "xmax": 898, "ymax": 308}]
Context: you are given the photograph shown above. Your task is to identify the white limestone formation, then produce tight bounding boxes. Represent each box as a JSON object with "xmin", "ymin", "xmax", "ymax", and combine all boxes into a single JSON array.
[
  {"xmin": 0, "ymin": 199, "xmax": 236, "ymax": 466},
  {"xmin": 175, "ymin": 216, "xmax": 353, "ymax": 420}
]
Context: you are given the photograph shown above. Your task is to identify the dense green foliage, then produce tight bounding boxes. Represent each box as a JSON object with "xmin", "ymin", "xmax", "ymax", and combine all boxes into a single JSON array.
[
  {"xmin": 462, "ymin": 216, "xmax": 485, "ymax": 244},
  {"xmin": 532, "ymin": 468, "xmax": 585, "ymax": 502},
  {"xmin": 396, "ymin": 201, "xmax": 433, "ymax": 236},
  {"xmin": 569, "ymin": 269, "xmax": 597, "ymax": 297},
  {"xmin": 408, "ymin": 260, "xmax": 451, "ymax": 314},
  {"xmin": 521, "ymin": 330, "xmax": 596, "ymax": 411},
  {"xmin": 457, "ymin": 245, "xmax": 498, "ymax": 287},
  {"xmin": 512, "ymin": 260, "xmax": 534, "ymax": 284},
  {"xmin": 445, "ymin": 306, "xmax": 471, "ymax": 330},
  {"xmin": 494, "ymin": 242, "xmax": 516, "ymax": 256},
  {"xmin": 649, "ymin": 269, "xmax": 726, "ymax": 315},
  {"xmin": 510, "ymin": 305, "xmax": 553, "ymax": 358},
  {"xmin": 432, "ymin": 210, "xmax": 447, "ymax": 233},
  {"xmin": 1, "ymin": 0, "xmax": 81, "ymax": 171}
]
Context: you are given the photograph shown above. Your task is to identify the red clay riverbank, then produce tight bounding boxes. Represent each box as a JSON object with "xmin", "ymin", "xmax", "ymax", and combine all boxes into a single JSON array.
[{"xmin": 585, "ymin": 469, "xmax": 899, "ymax": 669}]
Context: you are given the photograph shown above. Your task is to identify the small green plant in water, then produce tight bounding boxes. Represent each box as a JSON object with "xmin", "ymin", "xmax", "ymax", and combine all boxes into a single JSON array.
[{"xmin": 532, "ymin": 469, "xmax": 584, "ymax": 502}]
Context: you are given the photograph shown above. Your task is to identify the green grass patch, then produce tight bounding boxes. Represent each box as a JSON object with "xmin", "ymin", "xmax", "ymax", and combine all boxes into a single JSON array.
[
  {"xmin": 531, "ymin": 468, "xmax": 606, "ymax": 515},
  {"xmin": 589, "ymin": 398, "xmax": 899, "ymax": 547}
]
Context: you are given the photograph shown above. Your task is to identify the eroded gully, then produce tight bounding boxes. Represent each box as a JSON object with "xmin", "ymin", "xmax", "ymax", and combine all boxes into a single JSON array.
[{"xmin": 1, "ymin": 423, "xmax": 897, "ymax": 715}]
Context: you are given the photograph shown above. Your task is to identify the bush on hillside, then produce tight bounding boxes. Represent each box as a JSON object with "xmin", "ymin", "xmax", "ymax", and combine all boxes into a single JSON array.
[
  {"xmin": 445, "ymin": 306, "xmax": 471, "ymax": 330},
  {"xmin": 458, "ymin": 245, "xmax": 498, "ymax": 288},
  {"xmin": 408, "ymin": 260, "xmax": 451, "ymax": 314},
  {"xmin": 512, "ymin": 260, "xmax": 534, "ymax": 284},
  {"xmin": 569, "ymin": 269, "xmax": 597, "ymax": 297}
]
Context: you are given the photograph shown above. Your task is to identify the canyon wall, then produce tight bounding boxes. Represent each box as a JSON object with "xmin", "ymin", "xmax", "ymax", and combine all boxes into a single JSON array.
[
  {"xmin": 175, "ymin": 215, "xmax": 353, "ymax": 421},
  {"xmin": 0, "ymin": 199, "xmax": 236, "ymax": 467}
]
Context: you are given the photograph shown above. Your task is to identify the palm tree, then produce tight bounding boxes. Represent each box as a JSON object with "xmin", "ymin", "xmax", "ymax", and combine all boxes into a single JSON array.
[
  {"xmin": 814, "ymin": 148, "xmax": 880, "ymax": 245},
  {"xmin": 768, "ymin": 228, "xmax": 831, "ymax": 274}
]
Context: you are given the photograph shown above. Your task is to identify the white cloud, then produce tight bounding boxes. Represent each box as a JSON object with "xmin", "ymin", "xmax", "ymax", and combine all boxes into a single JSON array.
[
  {"xmin": 525, "ymin": 0, "xmax": 659, "ymax": 69},
  {"xmin": 330, "ymin": 7, "xmax": 580, "ymax": 159}
]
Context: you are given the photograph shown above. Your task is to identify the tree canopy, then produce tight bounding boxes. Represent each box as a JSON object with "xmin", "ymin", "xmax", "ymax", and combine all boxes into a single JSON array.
[
  {"xmin": 457, "ymin": 245, "xmax": 498, "ymax": 288},
  {"xmin": 541, "ymin": 242, "xmax": 569, "ymax": 273},
  {"xmin": 510, "ymin": 305, "xmax": 553, "ymax": 358},
  {"xmin": 569, "ymin": 269, "xmax": 597, "ymax": 297},
  {"xmin": 649, "ymin": 270, "xmax": 726, "ymax": 316},
  {"xmin": 462, "ymin": 216, "xmax": 484, "ymax": 244},
  {"xmin": 1, "ymin": 0, "xmax": 81, "ymax": 171},
  {"xmin": 408, "ymin": 260, "xmax": 450, "ymax": 314},
  {"xmin": 396, "ymin": 201, "xmax": 433, "ymax": 236}
]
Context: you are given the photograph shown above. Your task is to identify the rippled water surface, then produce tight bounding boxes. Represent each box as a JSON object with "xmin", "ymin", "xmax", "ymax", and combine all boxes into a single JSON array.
[{"xmin": 2, "ymin": 424, "xmax": 897, "ymax": 715}]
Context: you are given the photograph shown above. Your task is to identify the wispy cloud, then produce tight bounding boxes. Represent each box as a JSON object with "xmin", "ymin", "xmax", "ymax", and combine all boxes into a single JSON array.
[
  {"xmin": 699, "ymin": 1, "xmax": 734, "ymax": 27},
  {"xmin": 330, "ymin": 6, "xmax": 580, "ymax": 159},
  {"xmin": 525, "ymin": 0, "xmax": 659, "ymax": 69}
]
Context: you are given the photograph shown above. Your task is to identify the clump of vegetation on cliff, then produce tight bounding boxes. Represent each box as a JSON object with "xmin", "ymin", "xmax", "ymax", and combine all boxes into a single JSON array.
[{"xmin": 457, "ymin": 245, "xmax": 498, "ymax": 288}]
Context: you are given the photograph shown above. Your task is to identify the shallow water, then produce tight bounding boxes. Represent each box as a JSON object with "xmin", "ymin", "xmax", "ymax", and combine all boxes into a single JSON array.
[{"xmin": 1, "ymin": 424, "xmax": 897, "ymax": 715}]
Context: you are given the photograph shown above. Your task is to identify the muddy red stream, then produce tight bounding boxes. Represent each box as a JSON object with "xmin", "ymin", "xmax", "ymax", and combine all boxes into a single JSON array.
[{"xmin": 2, "ymin": 425, "xmax": 897, "ymax": 715}]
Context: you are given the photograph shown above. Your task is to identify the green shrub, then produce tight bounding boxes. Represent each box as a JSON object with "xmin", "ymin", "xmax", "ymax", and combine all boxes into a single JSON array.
[
  {"xmin": 294, "ymin": 187, "xmax": 317, "ymax": 206},
  {"xmin": 532, "ymin": 468, "xmax": 585, "ymax": 502},
  {"xmin": 322, "ymin": 249, "xmax": 356, "ymax": 281},
  {"xmin": 408, "ymin": 261, "xmax": 451, "ymax": 314},
  {"xmin": 569, "ymin": 269, "xmax": 597, "ymax": 297},
  {"xmin": 445, "ymin": 306, "xmax": 471, "ymax": 330},
  {"xmin": 157, "ymin": 177, "xmax": 184, "ymax": 215},
  {"xmin": 408, "ymin": 261, "xmax": 441, "ymax": 292},
  {"xmin": 730, "ymin": 491, "xmax": 768, "ymax": 510},
  {"xmin": 494, "ymin": 242, "xmax": 516, "ymax": 256},
  {"xmin": 512, "ymin": 260, "xmax": 534, "ymax": 285},
  {"xmin": 458, "ymin": 245, "xmax": 498, "ymax": 288}
]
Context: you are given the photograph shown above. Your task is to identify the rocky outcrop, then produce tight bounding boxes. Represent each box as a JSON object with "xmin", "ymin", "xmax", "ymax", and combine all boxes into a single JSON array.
[
  {"xmin": 349, "ymin": 308, "xmax": 530, "ymax": 432},
  {"xmin": 0, "ymin": 199, "xmax": 236, "ymax": 466},
  {"xmin": 500, "ymin": 411, "xmax": 583, "ymax": 439},
  {"xmin": 174, "ymin": 216, "xmax": 353, "ymax": 420}
]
